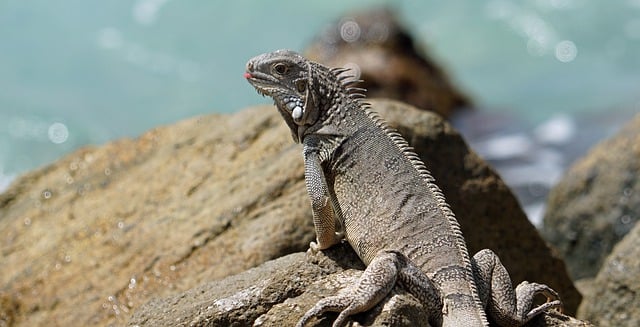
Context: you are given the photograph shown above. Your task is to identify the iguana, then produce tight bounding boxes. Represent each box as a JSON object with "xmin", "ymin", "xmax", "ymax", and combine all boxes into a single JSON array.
[{"xmin": 244, "ymin": 49, "xmax": 562, "ymax": 327}]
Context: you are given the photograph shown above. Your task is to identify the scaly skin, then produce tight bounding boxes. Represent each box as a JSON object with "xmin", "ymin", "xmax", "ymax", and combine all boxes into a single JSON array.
[{"xmin": 244, "ymin": 49, "xmax": 562, "ymax": 327}]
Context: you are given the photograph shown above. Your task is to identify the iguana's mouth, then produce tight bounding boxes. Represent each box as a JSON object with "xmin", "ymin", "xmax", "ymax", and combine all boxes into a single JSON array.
[
  {"xmin": 244, "ymin": 71, "xmax": 278, "ymax": 97},
  {"xmin": 244, "ymin": 68, "xmax": 306, "ymax": 143},
  {"xmin": 244, "ymin": 71, "xmax": 302, "ymax": 119}
]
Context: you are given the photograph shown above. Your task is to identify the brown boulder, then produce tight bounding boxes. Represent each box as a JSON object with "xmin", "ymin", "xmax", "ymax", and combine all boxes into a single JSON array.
[
  {"xmin": 0, "ymin": 99, "xmax": 578, "ymax": 326},
  {"xmin": 542, "ymin": 113, "xmax": 640, "ymax": 280},
  {"xmin": 0, "ymin": 106, "xmax": 314, "ymax": 326},
  {"xmin": 305, "ymin": 8, "xmax": 471, "ymax": 118}
]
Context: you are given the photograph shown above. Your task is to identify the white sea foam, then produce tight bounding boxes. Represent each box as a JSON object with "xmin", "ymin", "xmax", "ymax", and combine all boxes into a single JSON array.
[
  {"xmin": 97, "ymin": 27, "xmax": 123, "ymax": 50},
  {"xmin": 132, "ymin": 0, "xmax": 172, "ymax": 26},
  {"xmin": 534, "ymin": 114, "xmax": 576, "ymax": 145}
]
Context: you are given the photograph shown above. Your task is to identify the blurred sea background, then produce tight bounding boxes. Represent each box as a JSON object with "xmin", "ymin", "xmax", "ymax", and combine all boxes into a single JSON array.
[{"xmin": 1, "ymin": 0, "xmax": 638, "ymax": 223}]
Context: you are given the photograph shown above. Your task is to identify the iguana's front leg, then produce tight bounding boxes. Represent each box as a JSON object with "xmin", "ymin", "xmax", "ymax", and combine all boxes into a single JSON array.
[
  {"xmin": 303, "ymin": 147, "xmax": 343, "ymax": 252},
  {"xmin": 472, "ymin": 249, "xmax": 562, "ymax": 326}
]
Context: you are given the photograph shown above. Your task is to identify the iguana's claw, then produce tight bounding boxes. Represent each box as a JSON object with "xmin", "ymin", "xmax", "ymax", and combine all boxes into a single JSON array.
[{"xmin": 308, "ymin": 241, "xmax": 320, "ymax": 255}]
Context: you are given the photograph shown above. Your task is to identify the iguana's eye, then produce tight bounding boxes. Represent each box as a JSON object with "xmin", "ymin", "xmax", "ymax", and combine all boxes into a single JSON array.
[
  {"xmin": 273, "ymin": 63, "xmax": 288, "ymax": 75},
  {"xmin": 296, "ymin": 80, "xmax": 306, "ymax": 93}
]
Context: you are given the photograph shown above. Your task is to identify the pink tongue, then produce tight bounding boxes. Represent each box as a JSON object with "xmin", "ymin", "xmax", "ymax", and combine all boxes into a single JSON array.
[{"xmin": 243, "ymin": 73, "xmax": 252, "ymax": 79}]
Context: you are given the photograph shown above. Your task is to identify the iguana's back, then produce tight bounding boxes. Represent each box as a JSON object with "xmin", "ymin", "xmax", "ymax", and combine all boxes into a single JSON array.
[{"xmin": 321, "ymin": 104, "xmax": 485, "ymax": 324}]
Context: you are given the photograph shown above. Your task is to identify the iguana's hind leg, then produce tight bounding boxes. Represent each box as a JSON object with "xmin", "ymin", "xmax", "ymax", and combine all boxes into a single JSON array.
[
  {"xmin": 296, "ymin": 250, "xmax": 441, "ymax": 327},
  {"xmin": 472, "ymin": 249, "xmax": 563, "ymax": 326}
]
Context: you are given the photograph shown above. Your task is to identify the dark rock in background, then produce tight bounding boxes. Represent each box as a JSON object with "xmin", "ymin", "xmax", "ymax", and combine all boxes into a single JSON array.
[{"xmin": 305, "ymin": 8, "xmax": 471, "ymax": 119}]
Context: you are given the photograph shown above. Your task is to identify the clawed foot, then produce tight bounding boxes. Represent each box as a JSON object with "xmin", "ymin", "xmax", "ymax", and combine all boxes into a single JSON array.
[
  {"xmin": 307, "ymin": 241, "xmax": 321, "ymax": 255},
  {"xmin": 307, "ymin": 232, "xmax": 345, "ymax": 255},
  {"xmin": 295, "ymin": 293, "xmax": 357, "ymax": 327},
  {"xmin": 297, "ymin": 250, "xmax": 400, "ymax": 327},
  {"xmin": 516, "ymin": 281, "xmax": 563, "ymax": 321}
]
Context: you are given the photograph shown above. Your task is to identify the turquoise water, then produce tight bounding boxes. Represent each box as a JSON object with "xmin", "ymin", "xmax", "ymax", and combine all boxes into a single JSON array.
[{"xmin": 1, "ymin": 0, "xmax": 639, "ymax": 186}]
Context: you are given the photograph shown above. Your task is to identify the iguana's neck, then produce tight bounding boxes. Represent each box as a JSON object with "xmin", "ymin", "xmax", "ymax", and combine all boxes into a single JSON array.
[
  {"xmin": 322, "ymin": 88, "xmax": 370, "ymax": 133},
  {"xmin": 297, "ymin": 63, "xmax": 372, "ymax": 147},
  {"xmin": 310, "ymin": 65, "xmax": 342, "ymax": 110}
]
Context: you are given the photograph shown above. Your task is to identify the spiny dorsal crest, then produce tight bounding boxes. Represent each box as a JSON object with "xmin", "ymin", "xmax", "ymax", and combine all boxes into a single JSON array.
[
  {"xmin": 330, "ymin": 66, "xmax": 367, "ymax": 100},
  {"xmin": 307, "ymin": 63, "xmax": 366, "ymax": 106}
]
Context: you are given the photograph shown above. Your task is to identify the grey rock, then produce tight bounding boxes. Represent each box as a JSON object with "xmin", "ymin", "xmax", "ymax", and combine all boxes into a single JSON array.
[
  {"xmin": 542, "ymin": 113, "xmax": 640, "ymax": 279},
  {"xmin": 577, "ymin": 220, "xmax": 640, "ymax": 326},
  {"xmin": 130, "ymin": 243, "xmax": 590, "ymax": 327}
]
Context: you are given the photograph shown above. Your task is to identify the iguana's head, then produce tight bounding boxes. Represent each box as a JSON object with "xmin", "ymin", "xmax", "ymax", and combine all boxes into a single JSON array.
[{"xmin": 244, "ymin": 49, "xmax": 346, "ymax": 143}]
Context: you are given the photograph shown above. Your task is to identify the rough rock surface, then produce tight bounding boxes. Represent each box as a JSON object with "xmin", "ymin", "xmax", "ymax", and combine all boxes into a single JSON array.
[
  {"xmin": 305, "ymin": 8, "xmax": 471, "ymax": 118},
  {"xmin": 0, "ymin": 99, "xmax": 578, "ymax": 326},
  {"xmin": 130, "ymin": 243, "xmax": 591, "ymax": 327},
  {"xmin": 542, "ymin": 113, "xmax": 640, "ymax": 279},
  {"xmin": 577, "ymin": 219, "xmax": 640, "ymax": 326}
]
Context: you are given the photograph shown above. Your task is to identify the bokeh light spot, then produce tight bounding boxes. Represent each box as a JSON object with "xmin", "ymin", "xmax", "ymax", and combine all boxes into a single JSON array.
[
  {"xmin": 340, "ymin": 20, "xmax": 361, "ymax": 43},
  {"xmin": 555, "ymin": 40, "xmax": 577, "ymax": 62},
  {"xmin": 48, "ymin": 122, "xmax": 69, "ymax": 144}
]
